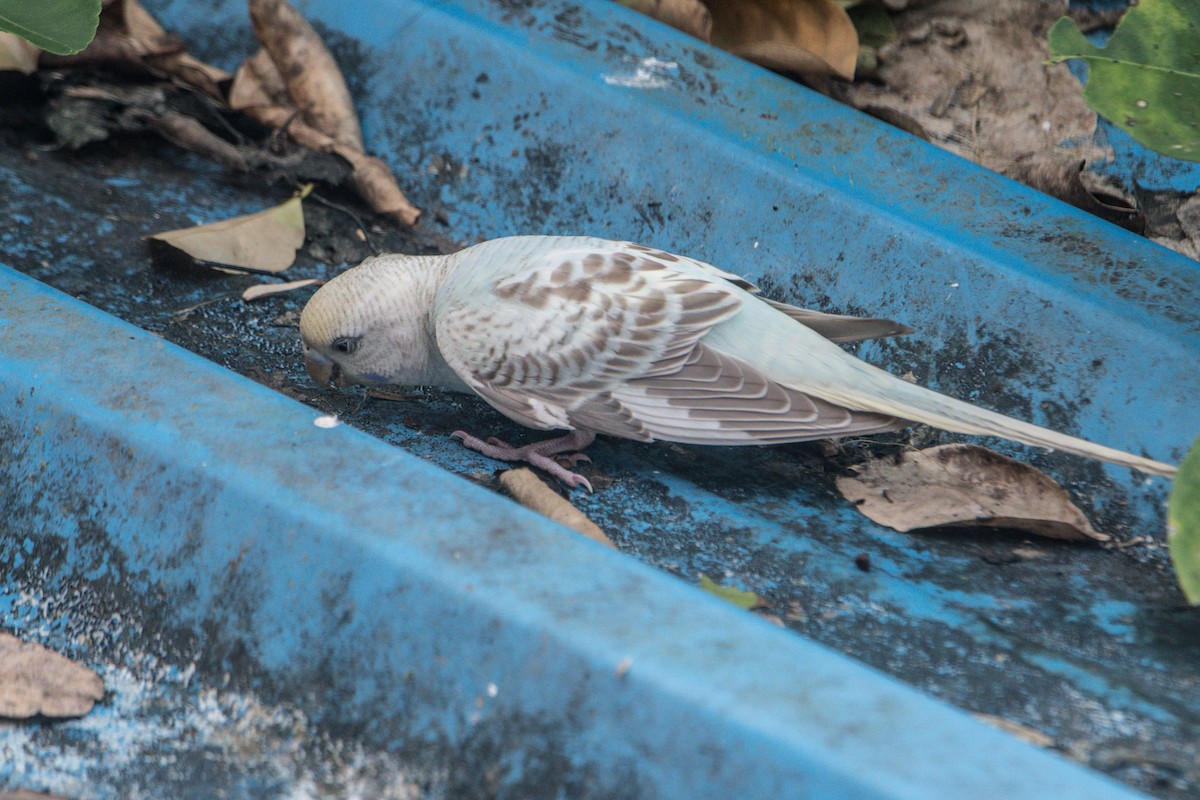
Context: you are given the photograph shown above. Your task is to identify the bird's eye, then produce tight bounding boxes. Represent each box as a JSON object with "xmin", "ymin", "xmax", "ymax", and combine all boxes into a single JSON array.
[{"xmin": 331, "ymin": 336, "xmax": 360, "ymax": 355}]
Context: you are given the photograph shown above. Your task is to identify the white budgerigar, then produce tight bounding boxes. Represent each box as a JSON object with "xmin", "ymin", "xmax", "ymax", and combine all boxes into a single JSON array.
[{"xmin": 299, "ymin": 235, "xmax": 1177, "ymax": 489}]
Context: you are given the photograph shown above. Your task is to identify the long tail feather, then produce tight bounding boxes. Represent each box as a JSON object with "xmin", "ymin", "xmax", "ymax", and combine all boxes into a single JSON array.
[{"xmin": 804, "ymin": 360, "xmax": 1177, "ymax": 478}]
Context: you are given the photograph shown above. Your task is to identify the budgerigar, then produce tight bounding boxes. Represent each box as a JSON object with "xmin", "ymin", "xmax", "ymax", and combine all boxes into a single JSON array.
[{"xmin": 299, "ymin": 235, "xmax": 1177, "ymax": 490}]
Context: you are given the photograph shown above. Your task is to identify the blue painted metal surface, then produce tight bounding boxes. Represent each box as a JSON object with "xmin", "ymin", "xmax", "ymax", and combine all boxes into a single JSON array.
[
  {"xmin": 2, "ymin": 0, "xmax": 1199, "ymax": 796},
  {"xmin": 0, "ymin": 262, "xmax": 1151, "ymax": 799}
]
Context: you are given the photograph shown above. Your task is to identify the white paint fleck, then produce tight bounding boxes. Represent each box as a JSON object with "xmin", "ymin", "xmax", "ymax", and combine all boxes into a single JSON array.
[
  {"xmin": 313, "ymin": 414, "xmax": 340, "ymax": 429},
  {"xmin": 602, "ymin": 57, "xmax": 679, "ymax": 90},
  {"xmin": 486, "ymin": 682, "xmax": 498, "ymax": 698}
]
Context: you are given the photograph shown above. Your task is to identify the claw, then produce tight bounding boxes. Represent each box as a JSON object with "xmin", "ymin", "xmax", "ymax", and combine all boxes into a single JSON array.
[{"xmin": 450, "ymin": 429, "xmax": 598, "ymax": 491}]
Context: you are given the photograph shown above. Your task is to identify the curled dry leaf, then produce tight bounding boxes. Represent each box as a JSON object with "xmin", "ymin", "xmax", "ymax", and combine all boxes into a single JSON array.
[
  {"xmin": 1004, "ymin": 155, "xmax": 1145, "ymax": 234},
  {"xmin": 37, "ymin": 0, "xmax": 417, "ymax": 226},
  {"xmin": 157, "ymin": 52, "xmax": 233, "ymax": 101},
  {"xmin": 499, "ymin": 468, "xmax": 616, "ymax": 549},
  {"xmin": 228, "ymin": 36, "xmax": 421, "ymax": 226},
  {"xmin": 243, "ymin": 104, "xmax": 421, "ymax": 226},
  {"xmin": 146, "ymin": 187, "xmax": 308, "ymax": 273},
  {"xmin": 836, "ymin": 443, "xmax": 1109, "ymax": 541},
  {"xmin": 0, "ymin": 632, "xmax": 104, "ymax": 719},
  {"xmin": 241, "ymin": 277, "xmax": 323, "ymax": 301},
  {"xmin": 127, "ymin": 108, "xmax": 249, "ymax": 171},
  {"xmin": 705, "ymin": 0, "xmax": 859, "ymax": 81},
  {"xmin": 0, "ymin": 33, "xmax": 41, "ymax": 74},
  {"xmin": 248, "ymin": 0, "xmax": 362, "ymax": 150},
  {"xmin": 620, "ymin": 0, "xmax": 714, "ymax": 41},
  {"xmin": 228, "ymin": 48, "xmax": 292, "ymax": 112}
]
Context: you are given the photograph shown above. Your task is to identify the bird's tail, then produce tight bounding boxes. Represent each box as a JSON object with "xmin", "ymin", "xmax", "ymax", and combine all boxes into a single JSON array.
[{"xmin": 804, "ymin": 359, "xmax": 1178, "ymax": 478}]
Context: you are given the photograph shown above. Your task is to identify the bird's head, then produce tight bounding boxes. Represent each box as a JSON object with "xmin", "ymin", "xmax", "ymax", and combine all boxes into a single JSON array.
[{"xmin": 299, "ymin": 254, "xmax": 439, "ymax": 389}]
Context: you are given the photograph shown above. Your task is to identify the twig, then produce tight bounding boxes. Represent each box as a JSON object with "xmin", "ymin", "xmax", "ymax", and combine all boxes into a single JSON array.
[
  {"xmin": 306, "ymin": 188, "xmax": 379, "ymax": 256},
  {"xmin": 169, "ymin": 292, "xmax": 238, "ymax": 321}
]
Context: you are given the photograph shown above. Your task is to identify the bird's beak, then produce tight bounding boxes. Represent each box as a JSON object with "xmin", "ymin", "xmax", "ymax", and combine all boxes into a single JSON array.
[{"xmin": 304, "ymin": 348, "xmax": 342, "ymax": 388}]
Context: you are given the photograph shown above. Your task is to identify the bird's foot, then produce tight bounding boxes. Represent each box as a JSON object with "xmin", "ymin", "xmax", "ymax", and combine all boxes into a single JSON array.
[{"xmin": 451, "ymin": 430, "xmax": 597, "ymax": 492}]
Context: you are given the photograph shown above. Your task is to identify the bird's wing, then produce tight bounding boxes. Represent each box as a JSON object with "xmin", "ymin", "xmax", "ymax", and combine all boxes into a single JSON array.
[
  {"xmin": 435, "ymin": 240, "xmax": 900, "ymax": 441},
  {"xmin": 622, "ymin": 243, "xmax": 913, "ymax": 344},
  {"xmin": 434, "ymin": 243, "xmax": 741, "ymax": 430},
  {"xmin": 570, "ymin": 342, "xmax": 902, "ymax": 443}
]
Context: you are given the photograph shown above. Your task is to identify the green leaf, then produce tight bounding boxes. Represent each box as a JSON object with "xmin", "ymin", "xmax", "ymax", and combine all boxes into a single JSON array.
[
  {"xmin": 698, "ymin": 574, "xmax": 762, "ymax": 610},
  {"xmin": 1047, "ymin": 0, "xmax": 1200, "ymax": 162},
  {"xmin": 1168, "ymin": 436, "xmax": 1200, "ymax": 605},
  {"xmin": 0, "ymin": 0, "xmax": 100, "ymax": 55}
]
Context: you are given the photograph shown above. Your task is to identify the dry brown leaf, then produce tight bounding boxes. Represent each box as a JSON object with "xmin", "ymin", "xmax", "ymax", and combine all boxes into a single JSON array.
[
  {"xmin": 229, "ymin": 46, "xmax": 420, "ymax": 226},
  {"xmin": 1152, "ymin": 194, "xmax": 1200, "ymax": 261},
  {"xmin": 245, "ymin": 104, "xmax": 421, "ymax": 226},
  {"xmin": 705, "ymin": 0, "xmax": 859, "ymax": 80},
  {"xmin": 0, "ymin": 33, "xmax": 40, "ymax": 74},
  {"xmin": 621, "ymin": 0, "xmax": 713, "ymax": 41},
  {"xmin": 343, "ymin": 150, "xmax": 423, "ymax": 228},
  {"xmin": 499, "ymin": 468, "xmax": 616, "ymax": 549},
  {"xmin": 249, "ymin": 0, "xmax": 363, "ymax": 150},
  {"xmin": 836, "ymin": 443, "xmax": 1109, "ymax": 541},
  {"xmin": 1004, "ymin": 155, "xmax": 1145, "ymax": 234},
  {"xmin": 149, "ymin": 52, "xmax": 232, "ymax": 101},
  {"xmin": 0, "ymin": 792, "xmax": 73, "ymax": 800},
  {"xmin": 129, "ymin": 109, "xmax": 249, "ymax": 171},
  {"xmin": 42, "ymin": 0, "xmax": 418, "ymax": 226},
  {"xmin": 0, "ymin": 633, "xmax": 104, "ymax": 719},
  {"xmin": 241, "ymin": 277, "xmax": 322, "ymax": 301},
  {"xmin": 228, "ymin": 48, "xmax": 293, "ymax": 112},
  {"xmin": 146, "ymin": 189, "xmax": 307, "ymax": 273}
]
